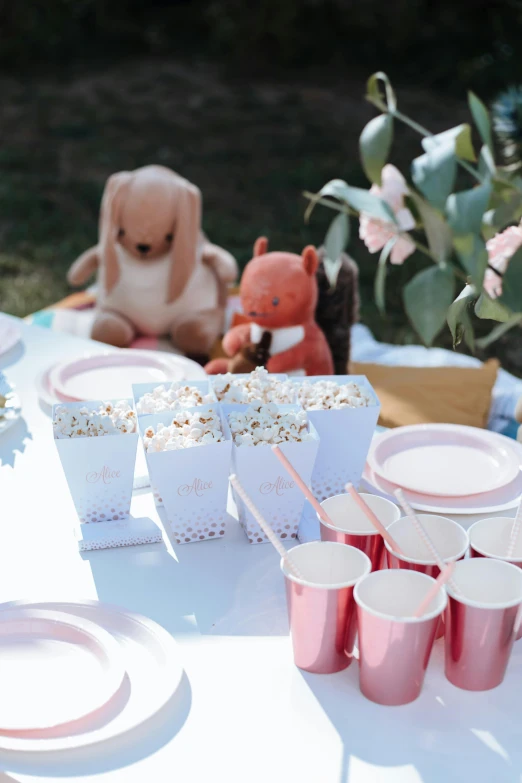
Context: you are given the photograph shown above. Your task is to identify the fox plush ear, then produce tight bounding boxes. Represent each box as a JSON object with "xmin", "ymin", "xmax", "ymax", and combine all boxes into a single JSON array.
[
  {"xmin": 253, "ymin": 236, "xmax": 269, "ymax": 257},
  {"xmin": 99, "ymin": 171, "xmax": 132, "ymax": 293},
  {"xmin": 302, "ymin": 245, "xmax": 318, "ymax": 276}
]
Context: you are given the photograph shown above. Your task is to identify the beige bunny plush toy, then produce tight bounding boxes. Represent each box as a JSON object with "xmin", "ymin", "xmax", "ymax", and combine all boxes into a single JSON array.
[{"xmin": 67, "ymin": 165, "xmax": 238, "ymax": 355}]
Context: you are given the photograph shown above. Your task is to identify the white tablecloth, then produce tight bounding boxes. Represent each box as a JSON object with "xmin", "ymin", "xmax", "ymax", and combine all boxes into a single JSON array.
[{"xmin": 1, "ymin": 315, "xmax": 521, "ymax": 783}]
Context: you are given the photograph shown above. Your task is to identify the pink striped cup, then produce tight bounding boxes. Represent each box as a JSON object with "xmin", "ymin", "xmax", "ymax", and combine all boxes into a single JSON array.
[
  {"xmin": 445, "ymin": 557, "xmax": 522, "ymax": 691},
  {"xmin": 282, "ymin": 541, "xmax": 371, "ymax": 674},
  {"xmin": 319, "ymin": 492, "xmax": 400, "ymax": 571},
  {"xmin": 354, "ymin": 568, "xmax": 446, "ymax": 705}
]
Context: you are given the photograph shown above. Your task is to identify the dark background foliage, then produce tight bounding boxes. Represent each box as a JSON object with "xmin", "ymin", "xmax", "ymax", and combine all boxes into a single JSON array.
[{"xmin": 1, "ymin": 0, "xmax": 521, "ymax": 94}]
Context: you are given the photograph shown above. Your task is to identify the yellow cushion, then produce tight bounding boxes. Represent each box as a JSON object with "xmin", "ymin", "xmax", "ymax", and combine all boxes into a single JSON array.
[{"xmin": 350, "ymin": 360, "xmax": 499, "ymax": 429}]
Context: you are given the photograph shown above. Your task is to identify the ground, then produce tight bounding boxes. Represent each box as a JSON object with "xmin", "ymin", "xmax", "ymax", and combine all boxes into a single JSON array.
[{"xmin": 0, "ymin": 57, "xmax": 519, "ymax": 372}]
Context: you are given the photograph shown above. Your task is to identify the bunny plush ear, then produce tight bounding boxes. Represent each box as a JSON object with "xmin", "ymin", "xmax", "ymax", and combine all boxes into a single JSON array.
[
  {"xmin": 253, "ymin": 236, "xmax": 269, "ymax": 257},
  {"xmin": 301, "ymin": 245, "xmax": 318, "ymax": 276},
  {"xmin": 167, "ymin": 175, "xmax": 202, "ymax": 304},
  {"xmin": 99, "ymin": 172, "xmax": 132, "ymax": 293}
]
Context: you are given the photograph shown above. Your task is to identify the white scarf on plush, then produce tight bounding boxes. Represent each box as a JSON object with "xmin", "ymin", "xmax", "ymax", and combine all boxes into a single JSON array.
[{"xmin": 250, "ymin": 322, "xmax": 304, "ymax": 376}]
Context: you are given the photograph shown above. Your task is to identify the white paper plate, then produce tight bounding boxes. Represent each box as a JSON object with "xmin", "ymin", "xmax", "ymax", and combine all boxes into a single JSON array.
[
  {"xmin": 0, "ymin": 601, "xmax": 183, "ymax": 751},
  {"xmin": 368, "ymin": 424, "xmax": 520, "ymax": 497},
  {"xmin": 0, "ymin": 608, "xmax": 125, "ymax": 731},
  {"xmin": 49, "ymin": 349, "xmax": 207, "ymax": 402},
  {"xmin": 0, "ymin": 316, "xmax": 21, "ymax": 357},
  {"xmin": 0, "ymin": 374, "xmax": 21, "ymax": 436},
  {"xmin": 361, "ymin": 461, "xmax": 522, "ymax": 515}
]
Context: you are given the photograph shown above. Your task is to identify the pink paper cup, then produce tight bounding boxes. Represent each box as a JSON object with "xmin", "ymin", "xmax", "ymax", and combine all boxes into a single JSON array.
[
  {"xmin": 354, "ymin": 569, "xmax": 446, "ymax": 706},
  {"xmin": 384, "ymin": 514, "xmax": 468, "ymax": 639},
  {"xmin": 469, "ymin": 517, "xmax": 522, "ymax": 639},
  {"xmin": 319, "ymin": 493, "xmax": 400, "ymax": 571},
  {"xmin": 445, "ymin": 558, "xmax": 522, "ymax": 691},
  {"xmin": 282, "ymin": 541, "xmax": 371, "ymax": 674}
]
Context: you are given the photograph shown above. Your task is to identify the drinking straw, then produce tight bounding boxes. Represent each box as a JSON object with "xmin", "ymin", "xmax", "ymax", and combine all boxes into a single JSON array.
[
  {"xmin": 394, "ymin": 488, "xmax": 460, "ymax": 595},
  {"xmin": 271, "ymin": 445, "xmax": 337, "ymax": 528},
  {"xmin": 413, "ymin": 561, "xmax": 456, "ymax": 618},
  {"xmin": 345, "ymin": 482, "xmax": 405, "ymax": 555},
  {"xmin": 507, "ymin": 496, "xmax": 522, "ymax": 558},
  {"xmin": 230, "ymin": 473, "xmax": 304, "ymax": 579}
]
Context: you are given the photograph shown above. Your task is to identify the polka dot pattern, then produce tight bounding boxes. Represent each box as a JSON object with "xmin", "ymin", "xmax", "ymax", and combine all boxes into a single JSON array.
[{"xmin": 168, "ymin": 507, "xmax": 227, "ymax": 545}]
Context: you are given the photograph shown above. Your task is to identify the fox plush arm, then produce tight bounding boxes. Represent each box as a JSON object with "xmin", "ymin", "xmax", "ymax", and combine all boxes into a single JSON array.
[{"xmin": 222, "ymin": 323, "xmax": 252, "ymax": 356}]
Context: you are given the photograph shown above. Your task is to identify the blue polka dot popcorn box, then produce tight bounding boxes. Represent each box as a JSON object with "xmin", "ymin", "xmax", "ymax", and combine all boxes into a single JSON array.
[
  {"xmin": 296, "ymin": 376, "xmax": 381, "ymax": 502},
  {"xmin": 142, "ymin": 405, "xmax": 233, "ymax": 544},
  {"xmin": 53, "ymin": 400, "xmax": 161, "ymax": 550},
  {"xmin": 223, "ymin": 403, "xmax": 320, "ymax": 544}
]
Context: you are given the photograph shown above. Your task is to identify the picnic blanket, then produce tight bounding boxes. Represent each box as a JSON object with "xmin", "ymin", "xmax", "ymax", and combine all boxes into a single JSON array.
[{"xmin": 26, "ymin": 291, "xmax": 522, "ymax": 438}]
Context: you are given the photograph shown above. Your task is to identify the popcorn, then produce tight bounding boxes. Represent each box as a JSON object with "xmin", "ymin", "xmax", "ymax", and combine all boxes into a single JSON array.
[
  {"xmin": 136, "ymin": 382, "xmax": 214, "ymax": 414},
  {"xmin": 296, "ymin": 380, "xmax": 372, "ymax": 410},
  {"xmin": 212, "ymin": 367, "xmax": 295, "ymax": 404},
  {"xmin": 53, "ymin": 400, "xmax": 137, "ymax": 439},
  {"xmin": 228, "ymin": 403, "xmax": 314, "ymax": 446},
  {"xmin": 143, "ymin": 408, "xmax": 225, "ymax": 453}
]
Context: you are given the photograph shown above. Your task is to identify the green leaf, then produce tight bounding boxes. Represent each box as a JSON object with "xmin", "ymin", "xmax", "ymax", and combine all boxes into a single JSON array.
[
  {"xmin": 374, "ymin": 238, "xmax": 396, "ymax": 314},
  {"xmin": 323, "ymin": 213, "xmax": 349, "ymax": 287},
  {"xmin": 453, "ymin": 234, "xmax": 488, "ymax": 289},
  {"xmin": 478, "ymin": 145, "xmax": 496, "ymax": 178},
  {"xmin": 468, "ymin": 92, "xmax": 494, "ymax": 154},
  {"xmin": 366, "ymin": 72, "xmax": 397, "ymax": 113},
  {"xmin": 446, "ymin": 181, "xmax": 492, "ymax": 236},
  {"xmin": 499, "ymin": 245, "xmax": 522, "ymax": 313},
  {"xmin": 483, "ymin": 191, "xmax": 522, "ymax": 233},
  {"xmin": 412, "ymin": 144, "xmax": 457, "ymax": 210},
  {"xmin": 319, "ymin": 179, "xmax": 396, "ymax": 223},
  {"xmin": 475, "ymin": 293, "xmax": 512, "ymax": 322},
  {"xmin": 422, "ymin": 124, "xmax": 476, "ymax": 162},
  {"xmin": 409, "ymin": 192, "xmax": 453, "ymax": 264},
  {"xmin": 476, "ymin": 315, "xmax": 522, "ymax": 348},
  {"xmin": 403, "ymin": 265, "xmax": 456, "ymax": 346},
  {"xmin": 447, "ymin": 284, "xmax": 477, "ymax": 350},
  {"xmin": 359, "ymin": 114, "xmax": 393, "ymax": 185}
]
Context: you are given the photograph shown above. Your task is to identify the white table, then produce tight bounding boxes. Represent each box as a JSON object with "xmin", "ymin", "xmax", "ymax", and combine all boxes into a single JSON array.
[{"xmin": 1, "ymin": 315, "xmax": 521, "ymax": 783}]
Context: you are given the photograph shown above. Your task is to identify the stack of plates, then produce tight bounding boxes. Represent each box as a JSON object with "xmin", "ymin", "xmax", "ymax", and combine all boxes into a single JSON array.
[
  {"xmin": 0, "ymin": 601, "xmax": 183, "ymax": 752},
  {"xmin": 37, "ymin": 349, "xmax": 207, "ymax": 406},
  {"xmin": 362, "ymin": 424, "xmax": 522, "ymax": 515}
]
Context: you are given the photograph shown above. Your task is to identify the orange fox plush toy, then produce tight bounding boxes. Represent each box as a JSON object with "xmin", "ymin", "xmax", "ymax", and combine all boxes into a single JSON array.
[{"xmin": 205, "ymin": 237, "xmax": 334, "ymax": 376}]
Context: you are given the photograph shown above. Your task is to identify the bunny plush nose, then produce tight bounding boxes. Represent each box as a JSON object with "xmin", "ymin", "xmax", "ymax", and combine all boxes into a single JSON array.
[{"xmin": 136, "ymin": 243, "xmax": 151, "ymax": 254}]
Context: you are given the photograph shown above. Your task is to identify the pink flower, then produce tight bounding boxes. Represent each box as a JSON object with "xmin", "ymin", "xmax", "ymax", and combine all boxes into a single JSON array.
[
  {"xmin": 484, "ymin": 225, "xmax": 522, "ymax": 299},
  {"xmin": 359, "ymin": 164, "xmax": 416, "ymax": 265}
]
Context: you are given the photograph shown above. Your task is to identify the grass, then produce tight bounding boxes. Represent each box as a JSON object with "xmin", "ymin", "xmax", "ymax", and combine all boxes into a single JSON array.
[{"xmin": 0, "ymin": 57, "xmax": 520, "ymax": 372}]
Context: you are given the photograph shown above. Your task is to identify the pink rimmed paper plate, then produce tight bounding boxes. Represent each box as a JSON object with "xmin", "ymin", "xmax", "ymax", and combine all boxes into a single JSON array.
[
  {"xmin": 0, "ymin": 608, "xmax": 124, "ymax": 731},
  {"xmin": 368, "ymin": 424, "xmax": 520, "ymax": 497},
  {"xmin": 361, "ymin": 460, "xmax": 522, "ymax": 516},
  {"xmin": 47, "ymin": 349, "xmax": 207, "ymax": 403},
  {"xmin": 0, "ymin": 600, "xmax": 183, "ymax": 752}
]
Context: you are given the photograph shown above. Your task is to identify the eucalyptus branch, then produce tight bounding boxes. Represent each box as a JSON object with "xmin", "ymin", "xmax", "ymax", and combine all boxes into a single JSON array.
[
  {"xmin": 303, "ymin": 190, "xmax": 468, "ymax": 282},
  {"xmin": 367, "ymin": 96, "xmax": 483, "ymax": 184}
]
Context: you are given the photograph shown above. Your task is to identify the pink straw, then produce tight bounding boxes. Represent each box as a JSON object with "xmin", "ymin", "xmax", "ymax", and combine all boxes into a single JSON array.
[
  {"xmin": 229, "ymin": 473, "xmax": 304, "ymax": 579},
  {"xmin": 414, "ymin": 561, "xmax": 456, "ymax": 618},
  {"xmin": 394, "ymin": 488, "xmax": 460, "ymax": 595},
  {"xmin": 345, "ymin": 482, "xmax": 405, "ymax": 555},
  {"xmin": 271, "ymin": 445, "xmax": 337, "ymax": 528},
  {"xmin": 507, "ymin": 496, "xmax": 522, "ymax": 558}
]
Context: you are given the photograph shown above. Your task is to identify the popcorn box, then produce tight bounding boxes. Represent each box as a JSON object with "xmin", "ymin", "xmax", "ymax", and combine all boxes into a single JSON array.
[
  {"xmin": 224, "ymin": 404, "xmax": 320, "ymax": 544},
  {"xmin": 52, "ymin": 401, "xmax": 162, "ymax": 550},
  {"xmin": 133, "ymin": 380, "xmax": 217, "ymax": 509},
  {"xmin": 143, "ymin": 406, "xmax": 233, "ymax": 544},
  {"xmin": 298, "ymin": 376, "xmax": 380, "ymax": 501}
]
